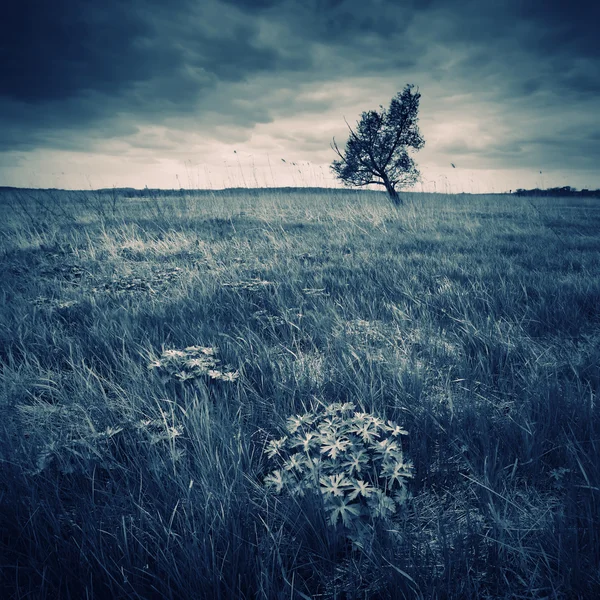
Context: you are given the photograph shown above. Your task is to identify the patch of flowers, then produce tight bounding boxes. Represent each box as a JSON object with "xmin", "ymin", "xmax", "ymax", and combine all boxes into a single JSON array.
[
  {"xmin": 222, "ymin": 278, "xmax": 274, "ymax": 291},
  {"xmin": 264, "ymin": 402, "xmax": 414, "ymax": 547},
  {"xmin": 302, "ymin": 287, "xmax": 329, "ymax": 297},
  {"xmin": 148, "ymin": 345, "xmax": 239, "ymax": 384},
  {"xmin": 25, "ymin": 414, "xmax": 184, "ymax": 477},
  {"xmin": 31, "ymin": 297, "xmax": 79, "ymax": 310},
  {"xmin": 40, "ymin": 263, "xmax": 88, "ymax": 282},
  {"xmin": 252, "ymin": 310, "xmax": 287, "ymax": 327},
  {"xmin": 92, "ymin": 267, "xmax": 183, "ymax": 294}
]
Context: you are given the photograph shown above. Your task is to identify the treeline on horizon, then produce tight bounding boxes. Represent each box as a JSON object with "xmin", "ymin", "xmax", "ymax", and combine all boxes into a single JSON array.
[
  {"xmin": 512, "ymin": 186, "xmax": 600, "ymax": 198},
  {"xmin": 0, "ymin": 186, "xmax": 373, "ymax": 197},
  {"xmin": 1, "ymin": 185, "xmax": 599, "ymax": 198}
]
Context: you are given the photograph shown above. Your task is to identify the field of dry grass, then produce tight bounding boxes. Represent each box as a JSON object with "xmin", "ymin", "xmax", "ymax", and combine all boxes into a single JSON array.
[{"xmin": 1, "ymin": 188, "xmax": 599, "ymax": 599}]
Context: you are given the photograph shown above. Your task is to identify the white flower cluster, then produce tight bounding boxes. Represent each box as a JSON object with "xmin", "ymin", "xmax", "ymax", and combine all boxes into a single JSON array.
[
  {"xmin": 148, "ymin": 346, "xmax": 239, "ymax": 383},
  {"xmin": 264, "ymin": 402, "xmax": 413, "ymax": 545}
]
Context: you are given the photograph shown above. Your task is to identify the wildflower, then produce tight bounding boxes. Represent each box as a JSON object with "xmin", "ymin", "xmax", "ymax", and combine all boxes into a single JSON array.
[
  {"xmin": 308, "ymin": 456, "xmax": 322, "ymax": 469},
  {"xmin": 328, "ymin": 497, "xmax": 362, "ymax": 527},
  {"xmin": 217, "ymin": 371, "xmax": 239, "ymax": 382},
  {"xmin": 284, "ymin": 453, "xmax": 306, "ymax": 472},
  {"xmin": 369, "ymin": 415, "xmax": 386, "ymax": 430},
  {"xmin": 347, "ymin": 479, "xmax": 374, "ymax": 501},
  {"xmin": 264, "ymin": 470, "xmax": 286, "ymax": 493},
  {"xmin": 369, "ymin": 490, "xmax": 396, "ymax": 518},
  {"xmin": 319, "ymin": 416, "xmax": 341, "ymax": 433},
  {"xmin": 163, "ymin": 349, "xmax": 187, "ymax": 359},
  {"xmin": 324, "ymin": 402, "xmax": 353, "ymax": 415},
  {"xmin": 185, "ymin": 346, "xmax": 215, "ymax": 355},
  {"xmin": 99, "ymin": 426, "xmax": 124, "ymax": 439},
  {"xmin": 294, "ymin": 432, "xmax": 316, "ymax": 452},
  {"xmin": 353, "ymin": 411, "xmax": 370, "ymax": 421},
  {"xmin": 287, "ymin": 413, "xmax": 314, "ymax": 434},
  {"xmin": 550, "ymin": 467, "xmax": 571, "ymax": 481},
  {"xmin": 386, "ymin": 421, "xmax": 409, "ymax": 437},
  {"xmin": 262, "ymin": 404, "xmax": 413, "ymax": 541},
  {"xmin": 342, "ymin": 450, "xmax": 369, "ymax": 475},
  {"xmin": 175, "ymin": 370, "xmax": 195, "ymax": 381},
  {"xmin": 351, "ymin": 420, "xmax": 380, "ymax": 444},
  {"xmin": 186, "ymin": 358, "xmax": 210, "ymax": 370},
  {"xmin": 376, "ymin": 438, "xmax": 399, "ymax": 458},
  {"xmin": 148, "ymin": 345, "xmax": 237, "ymax": 385},
  {"xmin": 382, "ymin": 459, "xmax": 414, "ymax": 486},
  {"xmin": 320, "ymin": 436, "xmax": 351, "ymax": 460},
  {"xmin": 394, "ymin": 487, "xmax": 411, "ymax": 505},
  {"xmin": 320, "ymin": 473, "xmax": 350, "ymax": 498},
  {"xmin": 163, "ymin": 426, "xmax": 182, "ymax": 440},
  {"xmin": 265, "ymin": 437, "xmax": 288, "ymax": 459}
]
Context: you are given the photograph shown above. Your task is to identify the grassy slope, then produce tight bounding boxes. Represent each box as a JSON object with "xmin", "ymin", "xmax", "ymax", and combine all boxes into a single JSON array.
[{"xmin": 1, "ymin": 189, "xmax": 599, "ymax": 599}]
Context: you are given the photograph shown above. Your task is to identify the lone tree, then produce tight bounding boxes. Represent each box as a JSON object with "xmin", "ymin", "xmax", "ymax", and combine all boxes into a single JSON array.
[{"xmin": 331, "ymin": 84, "xmax": 425, "ymax": 206}]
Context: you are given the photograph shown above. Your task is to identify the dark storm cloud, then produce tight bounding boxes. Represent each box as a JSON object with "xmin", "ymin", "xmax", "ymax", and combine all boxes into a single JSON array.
[
  {"xmin": 1, "ymin": 0, "xmax": 598, "ymax": 173},
  {"xmin": 0, "ymin": 0, "xmax": 424, "ymax": 109},
  {"xmin": 0, "ymin": 0, "xmax": 311, "ymax": 151},
  {"xmin": 2, "ymin": 0, "xmax": 151, "ymax": 103},
  {"xmin": 520, "ymin": 0, "xmax": 599, "ymax": 54}
]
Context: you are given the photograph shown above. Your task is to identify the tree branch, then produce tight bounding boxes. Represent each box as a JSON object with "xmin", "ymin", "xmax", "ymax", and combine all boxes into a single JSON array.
[
  {"xmin": 343, "ymin": 117, "xmax": 381, "ymax": 175},
  {"xmin": 331, "ymin": 137, "xmax": 346, "ymax": 162}
]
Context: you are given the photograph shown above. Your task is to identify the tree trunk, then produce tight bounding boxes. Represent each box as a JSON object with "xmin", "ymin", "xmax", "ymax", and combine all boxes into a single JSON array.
[{"xmin": 382, "ymin": 176, "xmax": 402, "ymax": 206}]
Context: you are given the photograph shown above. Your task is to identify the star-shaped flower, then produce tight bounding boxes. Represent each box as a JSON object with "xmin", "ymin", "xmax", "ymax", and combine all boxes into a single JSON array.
[
  {"xmin": 347, "ymin": 479, "xmax": 374, "ymax": 501},
  {"xmin": 376, "ymin": 438, "xmax": 399, "ymax": 458},
  {"xmin": 264, "ymin": 470, "xmax": 287, "ymax": 493},
  {"xmin": 350, "ymin": 420, "xmax": 380, "ymax": 443},
  {"xmin": 385, "ymin": 421, "xmax": 409, "ymax": 437},
  {"xmin": 320, "ymin": 436, "xmax": 350, "ymax": 460},
  {"xmin": 369, "ymin": 490, "xmax": 396, "ymax": 518},
  {"xmin": 319, "ymin": 473, "xmax": 350, "ymax": 498},
  {"xmin": 327, "ymin": 497, "xmax": 362, "ymax": 527},
  {"xmin": 265, "ymin": 436, "xmax": 287, "ymax": 459},
  {"xmin": 382, "ymin": 458, "xmax": 414, "ymax": 486},
  {"xmin": 294, "ymin": 432, "xmax": 316, "ymax": 453},
  {"xmin": 284, "ymin": 453, "xmax": 306, "ymax": 472},
  {"xmin": 342, "ymin": 450, "xmax": 368, "ymax": 476},
  {"xmin": 287, "ymin": 413, "xmax": 315, "ymax": 434}
]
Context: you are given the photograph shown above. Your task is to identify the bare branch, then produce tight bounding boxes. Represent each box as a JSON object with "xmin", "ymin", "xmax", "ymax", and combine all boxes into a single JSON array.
[{"xmin": 331, "ymin": 137, "xmax": 346, "ymax": 161}]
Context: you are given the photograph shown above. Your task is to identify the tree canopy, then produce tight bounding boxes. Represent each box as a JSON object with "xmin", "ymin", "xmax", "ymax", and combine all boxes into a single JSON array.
[{"xmin": 331, "ymin": 84, "xmax": 424, "ymax": 205}]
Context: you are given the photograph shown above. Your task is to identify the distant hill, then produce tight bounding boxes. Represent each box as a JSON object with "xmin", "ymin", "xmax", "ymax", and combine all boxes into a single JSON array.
[
  {"xmin": 2, "ymin": 185, "xmax": 598, "ymax": 198},
  {"xmin": 0, "ymin": 186, "xmax": 373, "ymax": 197},
  {"xmin": 98, "ymin": 187, "xmax": 380, "ymax": 198}
]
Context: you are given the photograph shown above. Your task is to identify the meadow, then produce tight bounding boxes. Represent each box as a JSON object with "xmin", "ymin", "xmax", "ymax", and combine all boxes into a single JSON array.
[{"xmin": 0, "ymin": 187, "xmax": 599, "ymax": 599}]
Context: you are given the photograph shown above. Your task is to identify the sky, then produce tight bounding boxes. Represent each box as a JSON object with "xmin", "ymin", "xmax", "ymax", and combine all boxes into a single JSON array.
[{"xmin": 1, "ymin": 0, "xmax": 599, "ymax": 193}]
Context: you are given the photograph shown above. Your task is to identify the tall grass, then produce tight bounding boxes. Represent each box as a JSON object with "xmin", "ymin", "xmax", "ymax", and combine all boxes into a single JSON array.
[{"xmin": 1, "ymin": 187, "xmax": 599, "ymax": 598}]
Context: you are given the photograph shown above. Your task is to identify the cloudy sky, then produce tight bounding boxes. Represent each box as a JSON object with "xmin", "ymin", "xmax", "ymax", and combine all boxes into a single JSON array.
[{"xmin": 1, "ymin": 0, "xmax": 598, "ymax": 192}]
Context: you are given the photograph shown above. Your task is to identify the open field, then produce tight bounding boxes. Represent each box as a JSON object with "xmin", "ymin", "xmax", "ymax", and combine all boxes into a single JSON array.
[{"xmin": 1, "ymin": 188, "xmax": 599, "ymax": 599}]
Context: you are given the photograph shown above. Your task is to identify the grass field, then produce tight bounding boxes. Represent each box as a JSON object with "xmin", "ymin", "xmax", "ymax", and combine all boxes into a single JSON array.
[{"xmin": 1, "ymin": 188, "xmax": 599, "ymax": 599}]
